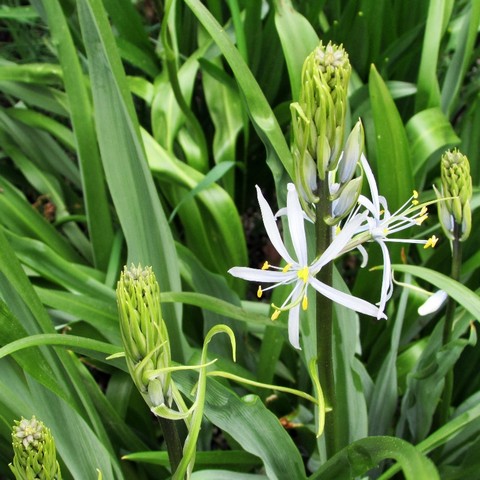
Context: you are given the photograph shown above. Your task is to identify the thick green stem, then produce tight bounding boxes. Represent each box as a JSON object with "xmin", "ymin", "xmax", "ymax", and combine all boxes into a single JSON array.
[
  {"xmin": 438, "ymin": 221, "xmax": 462, "ymax": 425},
  {"xmin": 157, "ymin": 417, "xmax": 184, "ymax": 475},
  {"xmin": 316, "ymin": 179, "xmax": 337, "ymax": 456}
]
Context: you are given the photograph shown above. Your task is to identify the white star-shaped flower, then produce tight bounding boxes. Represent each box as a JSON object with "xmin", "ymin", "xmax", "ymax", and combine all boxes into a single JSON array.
[{"xmin": 229, "ymin": 183, "xmax": 385, "ymax": 349}]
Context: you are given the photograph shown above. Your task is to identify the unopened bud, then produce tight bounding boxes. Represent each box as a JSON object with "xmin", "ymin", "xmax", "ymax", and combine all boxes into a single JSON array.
[
  {"xmin": 10, "ymin": 416, "xmax": 62, "ymax": 480},
  {"xmin": 117, "ymin": 265, "xmax": 172, "ymax": 408},
  {"xmin": 437, "ymin": 149, "xmax": 472, "ymax": 241}
]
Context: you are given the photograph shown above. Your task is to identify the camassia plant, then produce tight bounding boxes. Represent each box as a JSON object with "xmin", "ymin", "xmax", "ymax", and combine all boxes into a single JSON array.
[{"xmin": 0, "ymin": 1, "xmax": 479, "ymax": 479}]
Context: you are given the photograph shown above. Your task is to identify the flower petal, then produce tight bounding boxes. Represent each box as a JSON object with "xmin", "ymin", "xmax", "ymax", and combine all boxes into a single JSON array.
[
  {"xmin": 377, "ymin": 240, "xmax": 393, "ymax": 318},
  {"xmin": 288, "ymin": 304, "xmax": 301, "ymax": 350},
  {"xmin": 418, "ymin": 290, "xmax": 448, "ymax": 316},
  {"xmin": 255, "ymin": 186, "xmax": 295, "ymax": 264},
  {"xmin": 360, "ymin": 153, "xmax": 381, "ymax": 213},
  {"xmin": 310, "ymin": 277, "xmax": 386, "ymax": 319},
  {"xmin": 228, "ymin": 267, "xmax": 294, "ymax": 284},
  {"xmin": 312, "ymin": 212, "xmax": 366, "ymax": 271},
  {"xmin": 286, "ymin": 183, "xmax": 308, "ymax": 265}
]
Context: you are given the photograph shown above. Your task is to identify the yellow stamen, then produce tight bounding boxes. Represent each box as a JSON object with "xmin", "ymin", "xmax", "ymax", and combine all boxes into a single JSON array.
[
  {"xmin": 420, "ymin": 206, "xmax": 428, "ymax": 216},
  {"xmin": 271, "ymin": 310, "xmax": 280, "ymax": 321},
  {"xmin": 412, "ymin": 190, "xmax": 419, "ymax": 205},
  {"xmin": 416, "ymin": 214, "xmax": 428, "ymax": 225},
  {"xmin": 282, "ymin": 263, "xmax": 293, "ymax": 273},
  {"xmin": 257, "ymin": 286, "xmax": 263, "ymax": 298},
  {"xmin": 262, "ymin": 261, "xmax": 269, "ymax": 270},
  {"xmin": 424, "ymin": 235, "xmax": 439, "ymax": 249},
  {"xmin": 297, "ymin": 266, "xmax": 309, "ymax": 283},
  {"xmin": 302, "ymin": 294, "xmax": 308, "ymax": 310},
  {"xmin": 335, "ymin": 225, "xmax": 341, "ymax": 236}
]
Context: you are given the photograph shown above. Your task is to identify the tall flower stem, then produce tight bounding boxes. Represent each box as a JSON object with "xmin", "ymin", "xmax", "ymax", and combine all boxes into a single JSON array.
[
  {"xmin": 157, "ymin": 417, "xmax": 183, "ymax": 474},
  {"xmin": 438, "ymin": 222, "xmax": 462, "ymax": 425},
  {"xmin": 316, "ymin": 178, "xmax": 337, "ymax": 455}
]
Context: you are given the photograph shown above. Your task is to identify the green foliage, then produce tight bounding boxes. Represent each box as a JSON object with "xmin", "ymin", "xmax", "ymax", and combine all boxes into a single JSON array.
[{"xmin": 0, "ymin": 0, "xmax": 479, "ymax": 478}]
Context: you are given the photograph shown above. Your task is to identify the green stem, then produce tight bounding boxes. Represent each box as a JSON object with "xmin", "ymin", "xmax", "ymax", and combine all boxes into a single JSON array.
[
  {"xmin": 157, "ymin": 417, "xmax": 184, "ymax": 475},
  {"xmin": 438, "ymin": 221, "xmax": 462, "ymax": 425},
  {"xmin": 316, "ymin": 179, "xmax": 337, "ymax": 455}
]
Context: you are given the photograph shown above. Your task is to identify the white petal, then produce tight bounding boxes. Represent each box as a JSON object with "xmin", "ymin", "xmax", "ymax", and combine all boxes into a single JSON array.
[
  {"xmin": 360, "ymin": 154, "xmax": 381, "ymax": 213},
  {"xmin": 286, "ymin": 183, "xmax": 308, "ymax": 266},
  {"xmin": 357, "ymin": 244, "xmax": 369, "ymax": 268},
  {"xmin": 377, "ymin": 240, "xmax": 393, "ymax": 318},
  {"xmin": 313, "ymin": 212, "xmax": 366, "ymax": 271},
  {"xmin": 255, "ymin": 186, "xmax": 295, "ymax": 264},
  {"xmin": 418, "ymin": 290, "xmax": 448, "ymax": 316},
  {"xmin": 288, "ymin": 304, "xmax": 301, "ymax": 350},
  {"xmin": 310, "ymin": 277, "xmax": 386, "ymax": 319},
  {"xmin": 228, "ymin": 267, "xmax": 294, "ymax": 283}
]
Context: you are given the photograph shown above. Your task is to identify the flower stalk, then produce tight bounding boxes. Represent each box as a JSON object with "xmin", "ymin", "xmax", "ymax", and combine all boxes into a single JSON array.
[{"xmin": 436, "ymin": 150, "xmax": 472, "ymax": 426}]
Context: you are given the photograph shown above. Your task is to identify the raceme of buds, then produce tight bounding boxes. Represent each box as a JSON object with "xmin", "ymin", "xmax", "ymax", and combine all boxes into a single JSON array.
[
  {"xmin": 291, "ymin": 41, "xmax": 352, "ymax": 202},
  {"xmin": 436, "ymin": 149, "xmax": 472, "ymax": 241},
  {"xmin": 117, "ymin": 264, "xmax": 172, "ymax": 409},
  {"xmin": 10, "ymin": 416, "xmax": 62, "ymax": 480}
]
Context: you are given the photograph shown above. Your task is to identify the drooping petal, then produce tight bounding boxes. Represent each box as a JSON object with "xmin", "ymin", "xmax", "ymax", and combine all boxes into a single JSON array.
[
  {"xmin": 360, "ymin": 153, "xmax": 381, "ymax": 212},
  {"xmin": 286, "ymin": 183, "xmax": 308, "ymax": 266},
  {"xmin": 255, "ymin": 186, "xmax": 295, "ymax": 264},
  {"xmin": 228, "ymin": 267, "xmax": 295, "ymax": 284},
  {"xmin": 288, "ymin": 304, "xmax": 301, "ymax": 350},
  {"xmin": 310, "ymin": 277, "xmax": 386, "ymax": 319},
  {"xmin": 377, "ymin": 240, "xmax": 393, "ymax": 318}
]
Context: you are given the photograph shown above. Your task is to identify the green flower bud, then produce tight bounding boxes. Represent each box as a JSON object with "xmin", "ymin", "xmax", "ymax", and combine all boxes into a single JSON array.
[
  {"xmin": 437, "ymin": 149, "xmax": 472, "ymax": 241},
  {"xmin": 291, "ymin": 41, "xmax": 351, "ymax": 196},
  {"xmin": 117, "ymin": 265, "xmax": 172, "ymax": 409},
  {"xmin": 9, "ymin": 416, "xmax": 62, "ymax": 480}
]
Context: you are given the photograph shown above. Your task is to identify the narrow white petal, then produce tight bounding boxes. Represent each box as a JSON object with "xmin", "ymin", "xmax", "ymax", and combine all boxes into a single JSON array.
[
  {"xmin": 377, "ymin": 240, "xmax": 393, "ymax": 318},
  {"xmin": 418, "ymin": 290, "xmax": 448, "ymax": 316},
  {"xmin": 255, "ymin": 186, "xmax": 295, "ymax": 264},
  {"xmin": 357, "ymin": 244, "xmax": 369, "ymax": 268},
  {"xmin": 360, "ymin": 153, "xmax": 381, "ymax": 212},
  {"xmin": 313, "ymin": 213, "xmax": 366, "ymax": 271},
  {"xmin": 228, "ymin": 267, "xmax": 294, "ymax": 283},
  {"xmin": 310, "ymin": 277, "xmax": 386, "ymax": 319},
  {"xmin": 286, "ymin": 183, "xmax": 308, "ymax": 265},
  {"xmin": 288, "ymin": 304, "xmax": 301, "ymax": 350}
]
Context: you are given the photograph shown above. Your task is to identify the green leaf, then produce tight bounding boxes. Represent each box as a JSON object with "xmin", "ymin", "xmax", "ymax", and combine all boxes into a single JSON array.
[
  {"xmin": 176, "ymin": 371, "xmax": 307, "ymax": 480},
  {"xmin": 185, "ymin": 0, "xmax": 294, "ymax": 179},
  {"xmin": 309, "ymin": 436, "xmax": 439, "ymax": 480},
  {"xmin": 76, "ymin": 0, "xmax": 188, "ymax": 361},
  {"xmin": 273, "ymin": 0, "xmax": 318, "ymax": 100},
  {"xmin": 40, "ymin": 0, "xmax": 115, "ymax": 270},
  {"xmin": 407, "ymin": 107, "xmax": 460, "ymax": 176},
  {"xmin": 369, "ymin": 64, "xmax": 413, "ymax": 210},
  {"xmin": 391, "ymin": 264, "xmax": 480, "ymax": 320}
]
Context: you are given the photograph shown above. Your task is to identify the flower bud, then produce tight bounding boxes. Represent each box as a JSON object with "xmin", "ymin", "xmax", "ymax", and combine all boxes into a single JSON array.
[
  {"xmin": 437, "ymin": 149, "xmax": 472, "ymax": 241},
  {"xmin": 291, "ymin": 41, "xmax": 351, "ymax": 204},
  {"xmin": 117, "ymin": 265, "xmax": 172, "ymax": 409},
  {"xmin": 9, "ymin": 416, "xmax": 62, "ymax": 480}
]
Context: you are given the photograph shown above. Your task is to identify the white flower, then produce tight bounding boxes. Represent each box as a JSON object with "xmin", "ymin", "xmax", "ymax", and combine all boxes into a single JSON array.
[
  {"xmin": 348, "ymin": 155, "xmax": 438, "ymax": 318},
  {"xmin": 228, "ymin": 183, "xmax": 385, "ymax": 349}
]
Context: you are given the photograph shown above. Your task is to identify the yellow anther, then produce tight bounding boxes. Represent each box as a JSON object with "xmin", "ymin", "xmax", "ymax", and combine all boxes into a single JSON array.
[
  {"xmin": 262, "ymin": 261, "xmax": 270, "ymax": 270},
  {"xmin": 335, "ymin": 225, "xmax": 341, "ymax": 236},
  {"xmin": 282, "ymin": 263, "xmax": 293, "ymax": 273},
  {"xmin": 302, "ymin": 294, "xmax": 308, "ymax": 310},
  {"xmin": 297, "ymin": 266, "xmax": 309, "ymax": 283},
  {"xmin": 415, "ymin": 214, "xmax": 428, "ymax": 225},
  {"xmin": 257, "ymin": 286, "xmax": 263, "ymax": 298},
  {"xmin": 412, "ymin": 190, "xmax": 419, "ymax": 205},
  {"xmin": 271, "ymin": 310, "xmax": 281, "ymax": 321},
  {"xmin": 420, "ymin": 206, "xmax": 428, "ymax": 216},
  {"xmin": 383, "ymin": 228, "xmax": 389, "ymax": 235},
  {"xmin": 424, "ymin": 235, "xmax": 439, "ymax": 249}
]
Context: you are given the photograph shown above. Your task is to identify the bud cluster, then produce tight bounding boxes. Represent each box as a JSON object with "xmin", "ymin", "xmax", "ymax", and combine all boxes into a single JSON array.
[
  {"xmin": 435, "ymin": 149, "xmax": 472, "ymax": 241},
  {"xmin": 10, "ymin": 416, "xmax": 62, "ymax": 480},
  {"xmin": 117, "ymin": 265, "xmax": 172, "ymax": 409}
]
